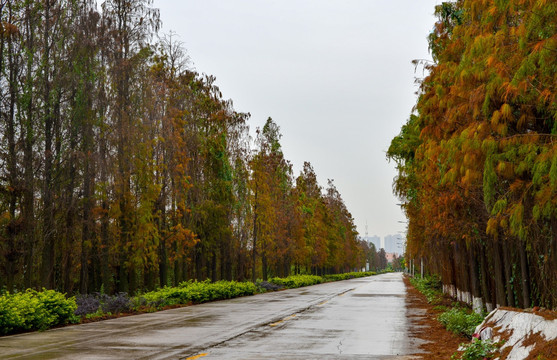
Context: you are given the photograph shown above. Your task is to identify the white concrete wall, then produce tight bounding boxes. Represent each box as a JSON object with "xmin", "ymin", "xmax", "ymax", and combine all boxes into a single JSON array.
[{"xmin": 478, "ymin": 308, "xmax": 557, "ymax": 360}]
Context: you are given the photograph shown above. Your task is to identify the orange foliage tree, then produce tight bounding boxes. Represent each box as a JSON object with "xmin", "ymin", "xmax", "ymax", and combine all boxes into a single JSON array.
[{"xmin": 389, "ymin": 0, "xmax": 557, "ymax": 309}]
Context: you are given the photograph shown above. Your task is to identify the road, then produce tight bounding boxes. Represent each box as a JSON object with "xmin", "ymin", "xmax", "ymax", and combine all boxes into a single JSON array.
[{"xmin": 0, "ymin": 272, "xmax": 424, "ymax": 359}]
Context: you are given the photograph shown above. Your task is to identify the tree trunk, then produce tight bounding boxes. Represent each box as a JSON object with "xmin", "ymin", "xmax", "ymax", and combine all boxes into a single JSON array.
[
  {"xmin": 5, "ymin": 20, "xmax": 19, "ymax": 291},
  {"xmin": 81, "ymin": 141, "xmax": 93, "ymax": 293},
  {"xmin": 493, "ymin": 241, "xmax": 507, "ymax": 307},
  {"xmin": 129, "ymin": 264, "xmax": 136, "ymax": 294},
  {"xmin": 211, "ymin": 250, "xmax": 217, "ymax": 282},
  {"xmin": 40, "ymin": 0, "xmax": 58, "ymax": 289},
  {"xmin": 158, "ymin": 220, "xmax": 167, "ymax": 287},
  {"xmin": 262, "ymin": 250, "xmax": 268, "ymax": 281},
  {"xmin": 502, "ymin": 241, "xmax": 514, "ymax": 307},
  {"xmin": 252, "ymin": 187, "xmax": 258, "ymax": 283},
  {"xmin": 468, "ymin": 243, "xmax": 481, "ymax": 310},
  {"xmin": 518, "ymin": 239, "xmax": 531, "ymax": 308},
  {"xmin": 22, "ymin": 2, "xmax": 36, "ymax": 290},
  {"xmin": 478, "ymin": 243, "xmax": 492, "ymax": 309}
]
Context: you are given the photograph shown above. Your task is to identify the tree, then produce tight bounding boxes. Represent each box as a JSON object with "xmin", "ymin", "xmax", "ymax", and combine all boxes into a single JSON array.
[
  {"xmin": 389, "ymin": 0, "xmax": 557, "ymax": 309},
  {"xmin": 0, "ymin": 1, "xmax": 364, "ymax": 294}
]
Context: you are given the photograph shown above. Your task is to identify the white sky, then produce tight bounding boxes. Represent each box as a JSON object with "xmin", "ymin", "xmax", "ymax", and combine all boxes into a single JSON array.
[{"xmin": 154, "ymin": 0, "xmax": 441, "ymax": 239}]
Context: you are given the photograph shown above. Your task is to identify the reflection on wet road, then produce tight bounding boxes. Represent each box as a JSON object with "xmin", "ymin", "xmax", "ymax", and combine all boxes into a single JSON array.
[{"xmin": 0, "ymin": 273, "xmax": 422, "ymax": 359}]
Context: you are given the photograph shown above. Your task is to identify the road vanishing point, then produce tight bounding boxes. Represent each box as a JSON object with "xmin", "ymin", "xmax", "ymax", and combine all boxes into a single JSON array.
[{"xmin": 0, "ymin": 273, "xmax": 425, "ymax": 359}]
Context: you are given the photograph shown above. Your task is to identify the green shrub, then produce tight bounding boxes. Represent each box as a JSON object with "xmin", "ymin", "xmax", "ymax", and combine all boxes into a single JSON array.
[
  {"xmin": 140, "ymin": 280, "xmax": 258, "ymax": 308},
  {"xmin": 85, "ymin": 309, "xmax": 109, "ymax": 320},
  {"xmin": 410, "ymin": 275, "xmax": 442, "ymax": 303},
  {"xmin": 270, "ymin": 272, "xmax": 376, "ymax": 288},
  {"xmin": 0, "ymin": 289, "xmax": 78, "ymax": 335},
  {"xmin": 452, "ymin": 340, "xmax": 499, "ymax": 360},
  {"xmin": 323, "ymin": 271, "xmax": 375, "ymax": 281},
  {"xmin": 438, "ymin": 307, "xmax": 484, "ymax": 338},
  {"xmin": 35, "ymin": 290, "xmax": 79, "ymax": 327},
  {"xmin": 269, "ymin": 275, "xmax": 323, "ymax": 288}
]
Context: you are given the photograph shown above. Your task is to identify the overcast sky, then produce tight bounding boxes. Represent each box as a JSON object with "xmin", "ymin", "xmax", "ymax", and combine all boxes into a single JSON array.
[{"xmin": 154, "ymin": 0, "xmax": 441, "ymax": 239}]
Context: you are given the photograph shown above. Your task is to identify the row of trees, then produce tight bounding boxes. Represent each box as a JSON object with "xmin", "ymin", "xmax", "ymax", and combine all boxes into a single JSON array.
[
  {"xmin": 0, "ymin": 0, "xmax": 371, "ymax": 294},
  {"xmin": 389, "ymin": 0, "xmax": 557, "ymax": 310}
]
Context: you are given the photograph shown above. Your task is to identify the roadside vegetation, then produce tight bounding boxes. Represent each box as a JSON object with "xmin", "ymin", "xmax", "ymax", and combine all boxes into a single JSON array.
[
  {"xmin": 438, "ymin": 307, "xmax": 484, "ymax": 338},
  {"xmin": 409, "ymin": 275, "xmax": 500, "ymax": 360},
  {"xmin": 452, "ymin": 340, "xmax": 500, "ymax": 360},
  {"xmin": 269, "ymin": 271, "xmax": 376, "ymax": 289},
  {"xmin": 268, "ymin": 275, "xmax": 324, "ymax": 288},
  {"xmin": 1, "ymin": 271, "xmax": 378, "ymax": 336},
  {"xmin": 0, "ymin": 290, "xmax": 79, "ymax": 335},
  {"xmin": 410, "ymin": 275, "xmax": 484, "ymax": 338}
]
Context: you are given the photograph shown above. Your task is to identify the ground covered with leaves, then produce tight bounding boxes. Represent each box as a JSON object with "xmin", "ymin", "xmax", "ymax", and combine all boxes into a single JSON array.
[
  {"xmin": 405, "ymin": 275, "xmax": 557, "ymax": 359},
  {"xmin": 404, "ymin": 275, "xmax": 478, "ymax": 359}
]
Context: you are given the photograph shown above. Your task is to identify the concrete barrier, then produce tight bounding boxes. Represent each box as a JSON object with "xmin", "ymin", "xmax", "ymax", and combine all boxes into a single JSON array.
[{"xmin": 477, "ymin": 308, "xmax": 557, "ymax": 360}]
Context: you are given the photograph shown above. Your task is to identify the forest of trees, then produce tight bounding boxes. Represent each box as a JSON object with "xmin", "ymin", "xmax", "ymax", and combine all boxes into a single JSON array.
[
  {"xmin": 389, "ymin": 0, "xmax": 557, "ymax": 310},
  {"xmin": 0, "ymin": 0, "xmax": 374, "ymax": 294}
]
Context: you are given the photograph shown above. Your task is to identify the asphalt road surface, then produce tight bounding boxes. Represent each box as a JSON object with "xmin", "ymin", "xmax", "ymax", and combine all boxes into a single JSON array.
[{"xmin": 0, "ymin": 272, "xmax": 424, "ymax": 359}]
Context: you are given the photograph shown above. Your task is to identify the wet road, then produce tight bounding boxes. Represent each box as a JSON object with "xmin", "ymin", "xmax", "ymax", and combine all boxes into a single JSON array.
[{"xmin": 0, "ymin": 272, "xmax": 423, "ymax": 359}]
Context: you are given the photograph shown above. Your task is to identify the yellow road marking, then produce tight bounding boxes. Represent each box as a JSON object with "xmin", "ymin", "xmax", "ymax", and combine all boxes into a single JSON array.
[
  {"xmin": 185, "ymin": 353, "xmax": 208, "ymax": 360},
  {"xmin": 270, "ymin": 314, "xmax": 297, "ymax": 327}
]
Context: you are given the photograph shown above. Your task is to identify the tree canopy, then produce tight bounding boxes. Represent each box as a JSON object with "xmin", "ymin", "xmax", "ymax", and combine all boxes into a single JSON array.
[
  {"xmin": 389, "ymin": 0, "xmax": 557, "ymax": 309},
  {"xmin": 0, "ymin": 0, "xmax": 371, "ymax": 293}
]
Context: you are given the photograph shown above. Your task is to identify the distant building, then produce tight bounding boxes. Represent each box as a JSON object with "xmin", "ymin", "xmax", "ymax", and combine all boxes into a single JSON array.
[
  {"xmin": 383, "ymin": 234, "xmax": 404, "ymax": 255},
  {"xmin": 363, "ymin": 234, "xmax": 404, "ymax": 255},
  {"xmin": 363, "ymin": 235, "xmax": 381, "ymax": 251}
]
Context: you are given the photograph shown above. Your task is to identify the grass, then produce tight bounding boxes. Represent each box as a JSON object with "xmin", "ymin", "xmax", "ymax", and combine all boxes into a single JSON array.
[
  {"xmin": 438, "ymin": 306, "xmax": 484, "ymax": 338},
  {"xmin": 409, "ymin": 274, "xmax": 443, "ymax": 304}
]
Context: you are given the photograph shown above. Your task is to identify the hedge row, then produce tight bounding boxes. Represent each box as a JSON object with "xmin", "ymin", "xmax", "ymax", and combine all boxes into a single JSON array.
[
  {"xmin": 270, "ymin": 271, "xmax": 376, "ymax": 289},
  {"xmin": 268, "ymin": 275, "xmax": 323, "ymax": 288},
  {"xmin": 0, "ymin": 289, "xmax": 79, "ymax": 335},
  {"xmin": 140, "ymin": 280, "xmax": 259, "ymax": 308},
  {"xmin": 322, "ymin": 271, "xmax": 376, "ymax": 282}
]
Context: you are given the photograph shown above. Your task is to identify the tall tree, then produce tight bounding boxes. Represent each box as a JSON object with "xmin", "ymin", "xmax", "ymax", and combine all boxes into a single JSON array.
[{"xmin": 389, "ymin": 0, "xmax": 557, "ymax": 309}]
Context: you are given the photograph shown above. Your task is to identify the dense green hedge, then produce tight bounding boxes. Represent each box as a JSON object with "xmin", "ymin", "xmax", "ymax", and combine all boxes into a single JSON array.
[
  {"xmin": 268, "ymin": 275, "xmax": 323, "ymax": 288},
  {"xmin": 140, "ymin": 280, "xmax": 258, "ymax": 308},
  {"xmin": 322, "ymin": 271, "xmax": 375, "ymax": 281},
  {"xmin": 0, "ymin": 289, "xmax": 78, "ymax": 335},
  {"xmin": 269, "ymin": 271, "xmax": 376, "ymax": 288}
]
